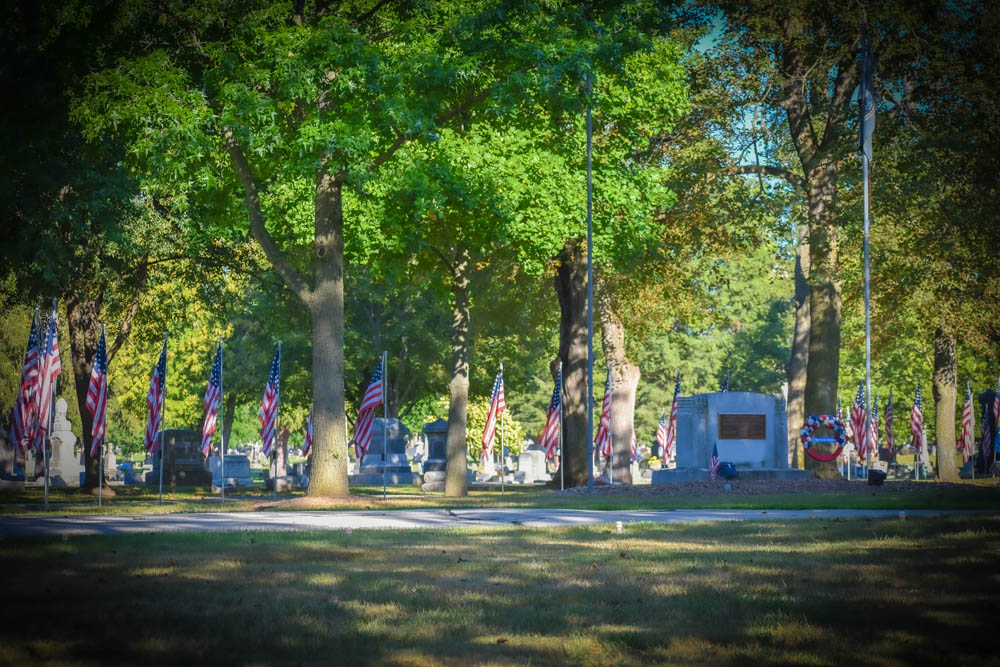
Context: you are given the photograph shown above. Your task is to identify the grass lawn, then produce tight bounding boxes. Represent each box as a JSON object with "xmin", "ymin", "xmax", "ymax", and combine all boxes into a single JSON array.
[
  {"xmin": 1, "ymin": 479, "xmax": 999, "ymax": 516},
  {"xmin": 1, "ymin": 515, "xmax": 998, "ymax": 665}
]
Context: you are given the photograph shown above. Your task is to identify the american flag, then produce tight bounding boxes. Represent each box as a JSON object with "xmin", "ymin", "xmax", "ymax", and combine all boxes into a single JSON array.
[
  {"xmin": 710, "ymin": 444, "xmax": 720, "ymax": 480},
  {"xmin": 353, "ymin": 359, "xmax": 384, "ymax": 459},
  {"xmin": 910, "ymin": 381, "xmax": 926, "ymax": 458},
  {"xmin": 864, "ymin": 394, "xmax": 879, "ymax": 462},
  {"xmin": 144, "ymin": 336, "xmax": 167, "ymax": 453},
  {"xmin": 656, "ymin": 410, "xmax": 668, "ymax": 459},
  {"xmin": 981, "ymin": 392, "xmax": 994, "ymax": 463},
  {"xmin": 850, "ymin": 381, "xmax": 866, "ymax": 458},
  {"xmin": 481, "ymin": 364, "xmax": 506, "ymax": 465},
  {"xmin": 994, "ymin": 378, "xmax": 1000, "ymax": 444},
  {"xmin": 259, "ymin": 344, "xmax": 281, "ymax": 458},
  {"xmin": 34, "ymin": 302, "xmax": 62, "ymax": 451},
  {"xmin": 664, "ymin": 372, "xmax": 680, "ymax": 459},
  {"xmin": 539, "ymin": 366, "xmax": 562, "ymax": 460},
  {"xmin": 631, "ymin": 430, "xmax": 637, "ymax": 463},
  {"xmin": 884, "ymin": 389, "xmax": 894, "ymax": 453},
  {"xmin": 10, "ymin": 311, "xmax": 40, "ymax": 454},
  {"xmin": 960, "ymin": 381, "xmax": 976, "ymax": 463},
  {"xmin": 201, "ymin": 342, "xmax": 222, "ymax": 457},
  {"xmin": 594, "ymin": 369, "xmax": 612, "ymax": 459},
  {"xmin": 85, "ymin": 328, "xmax": 108, "ymax": 458},
  {"xmin": 303, "ymin": 410, "xmax": 313, "ymax": 457}
]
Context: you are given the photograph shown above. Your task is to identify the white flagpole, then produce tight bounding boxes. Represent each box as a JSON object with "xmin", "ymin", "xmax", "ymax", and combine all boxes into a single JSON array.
[
  {"xmin": 219, "ymin": 338, "xmax": 225, "ymax": 504},
  {"xmin": 500, "ymin": 361, "xmax": 505, "ymax": 496},
  {"xmin": 159, "ymin": 333, "xmax": 168, "ymax": 504},
  {"xmin": 273, "ymin": 341, "xmax": 281, "ymax": 499},
  {"xmin": 585, "ymin": 74, "xmax": 595, "ymax": 493},
  {"xmin": 99, "ymin": 324, "xmax": 106, "ymax": 508},
  {"xmin": 44, "ymin": 386, "xmax": 53, "ymax": 511},
  {"xmin": 608, "ymin": 369, "xmax": 613, "ymax": 485},
  {"xmin": 382, "ymin": 350, "xmax": 388, "ymax": 501},
  {"xmin": 559, "ymin": 361, "xmax": 564, "ymax": 492}
]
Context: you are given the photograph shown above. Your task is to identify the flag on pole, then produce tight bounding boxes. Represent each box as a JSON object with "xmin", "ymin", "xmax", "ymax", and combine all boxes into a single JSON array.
[
  {"xmin": 481, "ymin": 365, "xmax": 506, "ymax": 466},
  {"xmin": 540, "ymin": 366, "xmax": 562, "ymax": 460},
  {"xmin": 303, "ymin": 410, "xmax": 313, "ymax": 457},
  {"xmin": 630, "ymin": 430, "xmax": 637, "ymax": 463},
  {"xmin": 594, "ymin": 369, "xmax": 612, "ymax": 459},
  {"xmin": 353, "ymin": 359, "xmax": 384, "ymax": 459},
  {"xmin": 144, "ymin": 337, "xmax": 167, "ymax": 453},
  {"xmin": 85, "ymin": 328, "xmax": 108, "ymax": 458},
  {"xmin": 656, "ymin": 410, "xmax": 668, "ymax": 459},
  {"xmin": 981, "ymin": 389, "xmax": 995, "ymax": 463},
  {"xmin": 34, "ymin": 302, "xmax": 62, "ymax": 451},
  {"xmin": 960, "ymin": 381, "xmax": 976, "ymax": 463},
  {"xmin": 865, "ymin": 394, "xmax": 879, "ymax": 462},
  {"xmin": 884, "ymin": 389, "xmax": 894, "ymax": 452},
  {"xmin": 859, "ymin": 23, "xmax": 876, "ymax": 163},
  {"xmin": 11, "ymin": 312, "xmax": 40, "ymax": 454},
  {"xmin": 850, "ymin": 381, "xmax": 866, "ymax": 458},
  {"xmin": 201, "ymin": 343, "xmax": 222, "ymax": 457},
  {"xmin": 710, "ymin": 444, "xmax": 720, "ymax": 480},
  {"xmin": 994, "ymin": 378, "xmax": 1000, "ymax": 448},
  {"xmin": 259, "ymin": 345, "xmax": 281, "ymax": 458},
  {"xmin": 664, "ymin": 372, "xmax": 680, "ymax": 460},
  {"xmin": 910, "ymin": 381, "xmax": 926, "ymax": 461}
]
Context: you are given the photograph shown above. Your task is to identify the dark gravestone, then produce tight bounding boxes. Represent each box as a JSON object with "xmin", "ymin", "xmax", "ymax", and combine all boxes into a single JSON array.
[
  {"xmin": 421, "ymin": 418, "xmax": 448, "ymax": 472},
  {"xmin": 353, "ymin": 418, "xmax": 413, "ymax": 484},
  {"xmin": 146, "ymin": 429, "xmax": 213, "ymax": 489}
]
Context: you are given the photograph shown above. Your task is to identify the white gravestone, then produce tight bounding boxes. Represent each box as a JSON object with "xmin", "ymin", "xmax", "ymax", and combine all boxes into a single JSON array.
[{"xmin": 49, "ymin": 398, "xmax": 83, "ymax": 486}]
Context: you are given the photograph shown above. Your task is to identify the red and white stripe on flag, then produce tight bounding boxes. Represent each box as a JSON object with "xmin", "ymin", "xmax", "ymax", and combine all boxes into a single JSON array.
[
  {"xmin": 201, "ymin": 344, "xmax": 222, "ymax": 457},
  {"xmin": 34, "ymin": 303, "xmax": 62, "ymax": 451},
  {"xmin": 540, "ymin": 368, "xmax": 561, "ymax": 460},
  {"xmin": 960, "ymin": 382, "xmax": 976, "ymax": 462},
  {"xmin": 481, "ymin": 366, "xmax": 506, "ymax": 464},
  {"xmin": 11, "ymin": 313, "xmax": 40, "ymax": 454},
  {"xmin": 85, "ymin": 329, "xmax": 108, "ymax": 458},
  {"xmin": 353, "ymin": 360, "xmax": 384, "ymax": 459},
  {"xmin": 594, "ymin": 371, "xmax": 612, "ymax": 459},
  {"xmin": 259, "ymin": 345, "xmax": 281, "ymax": 458},
  {"xmin": 304, "ymin": 410, "xmax": 313, "ymax": 457},
  {"xmin": 850, "ymin": 381, "xmax": 866, "ymax": 458},
  {"xmin": 145, "ymin": 339, "xmax": 167, "ymax": 453},
  {"xmin": 909, "ymin": 382, "xmax": 925, "ymax": 453}
]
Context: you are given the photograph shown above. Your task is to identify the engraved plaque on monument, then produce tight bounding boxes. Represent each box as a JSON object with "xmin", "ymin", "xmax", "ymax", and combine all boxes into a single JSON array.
[{"xmin": 718, "ymin": 414, "xmax": 767, "ymax": 440}]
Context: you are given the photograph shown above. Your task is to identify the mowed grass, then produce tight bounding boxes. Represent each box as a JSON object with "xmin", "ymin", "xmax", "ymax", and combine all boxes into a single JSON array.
[
  {"xmin": 1, "ymin": 516, "xmax": 999, "ymax": 665},
  {"xmin": 2, "ymin": 479, "xmax": 999, "ymax": 516}
]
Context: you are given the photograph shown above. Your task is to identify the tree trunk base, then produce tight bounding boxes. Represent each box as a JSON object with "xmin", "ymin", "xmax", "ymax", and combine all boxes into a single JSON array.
[
  {"xmin": 80, "ymin": 484, "xmax": 116, "ymax": 497},
  {"xmin": 811, "ymin": 465, "xmax": 841, "ymax": 480}
]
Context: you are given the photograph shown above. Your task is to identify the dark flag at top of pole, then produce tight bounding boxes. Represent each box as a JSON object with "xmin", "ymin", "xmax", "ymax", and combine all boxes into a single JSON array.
[
  {"xmin": 859, "ymin": 23, "xmax": 876, "ymax": 163},
  {"xmin": 85, "ymin": 327, "xmax": 108, "ymax": 458}
]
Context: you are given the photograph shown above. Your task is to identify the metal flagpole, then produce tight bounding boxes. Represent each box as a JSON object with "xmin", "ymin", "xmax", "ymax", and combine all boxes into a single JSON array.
[
  {"xmin": 219, "ymin": 338, "xmax": 225, "ymax": 504},
  {"xmin": 273, "ymin": 341, "xmax": 281, "ymax": 500},
  {"xmin": 99, "ymin": 327, "xmax": 105, "ymax": 508},
  {"xmin": 382, "ymin": 350, "xmax": 388, "ymax": 501},
  {"xmin": 559, "ymin": 361, "xmax": 564, "ymax": 492},
  {"xmin": 585, "ymin": 74, "xmax": 595, "ymax": 492},
  {"xmin": 608, "ymin": 369, "xmax": 612, "ymax": 485},
  {"xmin": 159, "ymin": 333, "xmax": 168, "ymax": 504},
  {"xmin": 500, "ymin": 361, "xmax": 505, "ymax": 496},
  {"xmin": 44, "ymin": 386, "xmax": 53, "ymax": 511}
]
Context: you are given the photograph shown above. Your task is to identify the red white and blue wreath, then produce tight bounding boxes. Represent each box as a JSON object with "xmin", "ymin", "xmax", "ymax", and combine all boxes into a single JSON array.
[{"xmin": 799, "ymin": 414, "xmax": 847, "ymax": 462}]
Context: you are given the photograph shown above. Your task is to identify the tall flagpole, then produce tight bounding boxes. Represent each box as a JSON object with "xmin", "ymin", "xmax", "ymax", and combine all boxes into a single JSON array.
[
  {"xmin": 863, "ymin": 151, "xmax": 872, "ymax": 480},
  {"xmin": 500, "ymin": 361, "xmax": 505, "ymax": 496},
  {"xmin": 559, "ymin": 361, "xmax": 564, "ymax": 492},
  {"xmin": 44, "ymin": 386, "xmax": 53, "ymax": 511},
  {"xmin": 159, "ymin": 333, "xmax": 168, "ymax": 504},
  {"xmin": 273, "ymin": 341, "xmax": 281, "ymax": 500},
  {"xmin": 219, "ymin": 337, "xmax": 225, "ymax": 504},
  {"xmin": 608, "ymin": 369, "xmax": 613, "ymax": 485},
  {"xmin": 585, "ymin": 74, "xmax": 595, "ymax": 492},
  {"xmin": 99, "ymin": 324, "xmax": 105, "ymax": 508},
  {"xmin": 382, "ymin": 350, "xmax": 388, "ymax": 501}
]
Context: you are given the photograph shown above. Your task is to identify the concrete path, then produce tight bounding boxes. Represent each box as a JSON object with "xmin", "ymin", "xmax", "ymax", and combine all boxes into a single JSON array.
[{"xmin": 0, "ymin": 508, "xmax": 993, "ymax": 537}]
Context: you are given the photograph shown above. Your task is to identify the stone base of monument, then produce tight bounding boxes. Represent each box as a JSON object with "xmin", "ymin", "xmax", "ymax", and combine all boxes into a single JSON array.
[
  {"xmin": 350, "ymin": 470, "xmax": 414, "ymax": 485},
  {"xmin": 0, "ymin": 478, "xmax": 25, "ymax": 492},
  {"xmin": 421, "ymin": 470, "xmax": 446, "ymax": 492},
  {"xmin": 652, "ymin": 467, "xmax": 811, "ymax": 483},
  {"xmin": 265, "ymin": 475, "xmax": 298, "ymax": 492}
]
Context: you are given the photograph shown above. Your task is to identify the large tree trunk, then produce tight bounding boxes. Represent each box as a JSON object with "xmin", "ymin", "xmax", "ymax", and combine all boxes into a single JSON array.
[
  {"xmin": 787, "ymin": 223, "xmax": 810, "ymax": 468},
  {"xmin": 933, "ymin": 326, "xmax": 959, "ymax": 481},
  {"xmin": 596, "ymin": 277, "xmax": 638, "ymax": 484},
  {"xmin": 554, "ymin": 239, "xmax": 591, "ymax": 487},
  {"xmin": 65, "ymin": 292, "xmax": 113, "ymax": 495},
  {"xmin": 445, "ymin": 245, "xmax": 471, "ymax": 497},
  {"xmin": 307, "ymin": 172, "xmax": 349, "ymax": 497},
  {"xmin": 802, "ymin": 165, "xmax": 843, "ymax": 479}
]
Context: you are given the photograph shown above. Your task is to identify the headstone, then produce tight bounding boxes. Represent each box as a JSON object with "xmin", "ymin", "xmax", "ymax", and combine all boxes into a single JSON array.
[
  {"xmin": 350, "ymin": 418, "xmax": 413, "ymax": 485},
  {"xmin": 652, "ymin": 391, "xmax": 809, "ymax": 483},
  {"xmin": 421, "ymin": 419, "xmax": 448, "ymax": 472},
  {"xmin": 47, "ymin": 398, "xmax": 83, "ymax": 486},
  {"xmin": 516, "ymin": 449, "xmax": 548, "ymax": 484},
  {"xmin": 146, "ymin": 429, "xmax": 213, "ymax": 488},
  {"xmin": 207, "ymin": 453, "xmax": 253, "ymax": 486},
  {"xmin": 421, "ymin": 469, "xmax": 446, "ymax": 492}
]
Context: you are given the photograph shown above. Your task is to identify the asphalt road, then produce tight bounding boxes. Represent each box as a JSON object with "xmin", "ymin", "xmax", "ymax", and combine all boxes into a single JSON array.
[{"xmin": 0, "ymin": 508, "xmax": 991, "ymax": 537}]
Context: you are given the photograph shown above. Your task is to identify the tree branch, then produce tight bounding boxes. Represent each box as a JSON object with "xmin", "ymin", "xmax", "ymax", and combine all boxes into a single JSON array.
[
  {"xmin": 224, "ymin": 129, "xmax": 314, "ymax": 307},
  {"xmin": 730, "ymin": 164, "xmax": 805, "ymax": 191},
  {"xmin": 107, "ymin": 258, "xmax": 148, "ymax": 363}
]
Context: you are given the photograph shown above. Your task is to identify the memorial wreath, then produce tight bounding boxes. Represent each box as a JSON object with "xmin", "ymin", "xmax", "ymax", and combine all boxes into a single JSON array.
[{"xmin": 799, "ymin": 414, "xmax": 847, "ymax": 462}]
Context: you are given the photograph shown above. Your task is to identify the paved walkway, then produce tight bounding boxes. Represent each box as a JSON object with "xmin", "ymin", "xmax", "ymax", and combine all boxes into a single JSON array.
[{"xmin": 1, "ymin": 508, "xmax": 992, "ymax": 537}]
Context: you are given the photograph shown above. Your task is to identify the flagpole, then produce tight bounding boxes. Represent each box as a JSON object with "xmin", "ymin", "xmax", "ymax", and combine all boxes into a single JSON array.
[
  {"xmin": 500, "ymin": 361, "xmax": 505, "ymax": 496},
  {"xmin": 382, "ymin": 350, "xmax": 388, "ymax": 502},
  {"xmin": 608, "ymin": 369, "xmax": 613, "ymax": 485},
  {"xmin": 585, "ymin": 74, "xmax": 595, "ymax": 493},
  {"xmin": 159, "ymin": 333, "xmax": 168, "ymax": 505},
  {"xmin": 44, "ymin": 300, "xmax": 56, "ymax": 512},
  {"xmin": 98, "ymin": 325, "xmax": 106, "ymax": 508},
  {"xmin": 273, "ymin": 341, "xmax": 281, "ymax": 500},
  {"xmin": 559, "ymin": 361, "xmax": 564, "ymax": 492},
  {"xmin": 219, "ymin": 338, "xmax": 225, "ymax": 504}
]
